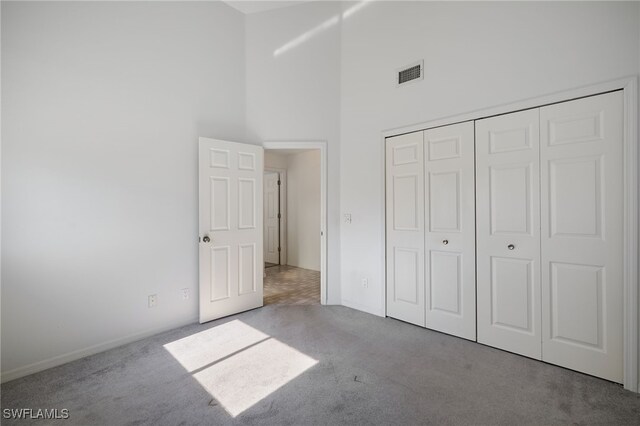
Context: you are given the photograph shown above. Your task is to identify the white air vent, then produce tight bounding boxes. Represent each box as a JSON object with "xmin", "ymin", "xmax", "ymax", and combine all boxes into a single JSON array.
[{"xmin": 397, "ymin": 60, "xmax": 424, "ymax": 86}]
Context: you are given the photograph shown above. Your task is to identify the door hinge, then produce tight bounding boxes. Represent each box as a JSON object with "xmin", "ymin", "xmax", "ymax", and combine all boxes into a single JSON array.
[
  {"xmin": 278, "ymin": 213, "xmax": 281, "ymax": 219},
  {"xmin": 277, "ymin": 180, "xmax": 281, "ymax": 186},
  {"xmin": 278, "ymin": 246, "xmax": 281, "ymax": 252}
]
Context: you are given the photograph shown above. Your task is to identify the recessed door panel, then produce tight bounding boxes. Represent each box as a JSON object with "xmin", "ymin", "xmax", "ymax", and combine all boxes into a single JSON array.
[
  {"xmin": 393, "ymin": 175, "xmax": 419, "ymax": 230},
  {"xmin": 540, "ymin": 91, "xmax": 623, "ymax": 383},
  {"xmin": 238, "ymin": 178, "xmax": 256, "ymax": 229},
  {"xmin": 489, "ymin": 126, "xmax": 532, "ymax": 154},
  {"xmin": 429, "ymin": 171, "xmax": 460, "ymax": 232},
  {"xmin": 210, "ymin": 177, "xmax": 230, "ymax": 231},
  {"xmin": 429, "ymin": 251, "xmax": 461, "ymax": 315},
  {"xmin": 550, "ymin": 262, "xmax": 603, "ymax": 349},
  {"xmin": 393, "ymin": 143, "xmax": 419, "ymax": 165},
  {"xmin": 210, "ymin": 246, "xmax": 230, "ymax": 301},
  {"xmin": 386, "ymin": 131, "xmax": 425, "ymax": 327},
  {"xmin": 424, "ymin": 121, "xmax": 475, "ymax": 340},
  {"xmin": 394, "ymin": 248, "xmax": 419, "ymax": 304},
  {"xmin": 427, "ymin": 137, "xmax": 461, "ymax": 161},
  {"xmin": 239, "ymin": 244, "xmax": 256, "ymax": 295},
  {"xmin": 210, "ymin": 149, "xmax": 230, "ymax": 168},
  {"xmin": 238, "ymin": 152, "xmax": 256, "ymax": 171},
  {"xmin": 549, "ymin": 156, "xmax": 602, "ymax": 239},
  {"xmin": 489, "ymin": 164, "xmax": 532, "ymax": 235},
  {"xmin": 491, "ymin": 257, "xmax": 533, "ymax": 333},
  {"xmin": 548, "ymin": 111, "xmax": 603, "ymax": 146},
  {"xmin": 476, "ymin": 108, "xmax": 541, "ymax": 359}
]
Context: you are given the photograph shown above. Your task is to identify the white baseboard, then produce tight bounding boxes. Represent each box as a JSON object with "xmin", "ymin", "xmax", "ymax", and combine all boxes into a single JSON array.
[
  {"xmin": 341, "ymin": 299, "xmax": 384, "ymax": 317},
  {"xmin": 1, "ymin": 316, "xmax": 198, "ymax": 384}
]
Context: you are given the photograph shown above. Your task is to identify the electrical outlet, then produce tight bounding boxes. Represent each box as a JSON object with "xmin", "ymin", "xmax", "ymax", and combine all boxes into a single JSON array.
[
  {"xmin": 361, "ymin": 278, "xmax": 369, "ymax": 288},
  {"xmin": 148, "ymin": 294, "xmax": 158, "ymax": 308},
  {"xmin": 344, "ymin": 214, "xmax": 352, "ymax": 224},
  {"xmin": 181, "ymin": 288, "xmax": 190, "ymax": 300}
]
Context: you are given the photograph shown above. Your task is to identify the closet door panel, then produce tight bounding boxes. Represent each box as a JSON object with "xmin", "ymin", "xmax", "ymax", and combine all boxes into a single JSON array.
[
  {"xmin": 540, "ymin": 91, "xmax": 623, "ymax": 383},
  {"xmin": 424, "ymin": 121, "xmax": 476, "ymax": 340},
  {"xmin": 386, "ymin": 131, "xmax": 426, "ymax": 327},
  {"xmin": 476, "ymin": 109, "xmax": 542, "ymax": 359}
]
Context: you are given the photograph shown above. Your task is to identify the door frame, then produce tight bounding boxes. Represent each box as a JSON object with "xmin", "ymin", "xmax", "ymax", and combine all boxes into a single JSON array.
[
  {"xmin": 380, "ymin": 76, "xmax": 638, "ymax": 392},
  {"xmin": 264, "ymin": 167, "xmax": 287, "ymax": 266},
  {"xmin": 263, "ymin": 141, "xmax": 328, "ymax": 305}
]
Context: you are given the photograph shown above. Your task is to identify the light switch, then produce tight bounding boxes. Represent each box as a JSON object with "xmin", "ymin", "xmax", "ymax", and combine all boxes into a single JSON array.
[{"xmin": 344, "ymin": 214, "xmax": 352, "ymax": 224}]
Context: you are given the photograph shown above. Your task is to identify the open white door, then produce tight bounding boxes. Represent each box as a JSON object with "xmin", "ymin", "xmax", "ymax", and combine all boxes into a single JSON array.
[
  {"xmin": 199, "ymin": 137, "xmax": 264, "ymax": 323},
  {"xmin": 263, "ymin": 172, "xmax": 280, "ymax": 265}
]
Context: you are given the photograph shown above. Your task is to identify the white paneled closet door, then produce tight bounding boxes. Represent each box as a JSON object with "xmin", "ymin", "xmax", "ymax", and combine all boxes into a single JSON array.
[
  {"xmin": 476, "ymin": 109, "xmax": 542, "ymax": 359},
  {"xmin": 386, "ymin": 131, "xmax": 425, "ymax": 327},
  {"xmin": 540, "ymin": 91, "xmax": 624, "ymax": 383},
  {"xmin": 424, "ymin": 122, "xmax": 476, "ymax": 340}
]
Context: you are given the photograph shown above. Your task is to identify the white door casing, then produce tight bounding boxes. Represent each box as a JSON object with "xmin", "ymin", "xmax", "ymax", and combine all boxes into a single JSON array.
[
  {"xmin": 263, "ymin": 171, "xmax": 280, "ymax": 265},
  {"xmin": 476, "ymin": 109, "xmax": 542, "ymax": 359},
  {"xmin": 424, "ymin": 121, "xmax": 476, "ymax": 340},
  {"xmin": 540, "ymin": 91, "xmax": 624, "ymax": 383},
  {"xmin": 199, "ymin": 138, "xmax": 264, "ymax": 323},
  {"xmin": 386, "ymin": 131, "xmax": 426, "ymax": 327}
]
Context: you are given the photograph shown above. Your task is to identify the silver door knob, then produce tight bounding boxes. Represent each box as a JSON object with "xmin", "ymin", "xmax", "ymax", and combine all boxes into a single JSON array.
[
  {"xmin": 203, "ymin": 236, "xmax": 211, "ymax": 243},
  {"xmin": 442, "ymin": 240, "xmax": 449, "ymax": 245},
  {"xmin": 508, "ymin": 244, "xmax": 515, "ymax": 250}
]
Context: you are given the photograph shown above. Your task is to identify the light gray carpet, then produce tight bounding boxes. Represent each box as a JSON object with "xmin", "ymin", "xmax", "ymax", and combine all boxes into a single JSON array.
[{"xmin": 2, "ymin": 305, "xmax": 640, "ymax": 425}]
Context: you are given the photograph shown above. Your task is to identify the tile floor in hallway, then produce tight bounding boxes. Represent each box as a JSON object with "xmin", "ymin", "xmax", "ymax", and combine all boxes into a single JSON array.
[{"xmin": 264, "ymin": 265, "xmax": 320, "ymax": 305}]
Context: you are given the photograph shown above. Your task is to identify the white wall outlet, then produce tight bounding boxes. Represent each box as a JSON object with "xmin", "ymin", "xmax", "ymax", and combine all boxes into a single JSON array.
[
  {"xmin": 148, "ymin": 294, "xmax": 158, "ymax": 308},
  {"xmin": 361, "ymin": 278, "xmax": 369, "ymax": 288},
  {"xmin": 181, "ymin": 288, "xmax": 190, "ymax": 300},
  {"xmin": 344, "ymin": 214, "xmax": 352, "ymax": 224}
]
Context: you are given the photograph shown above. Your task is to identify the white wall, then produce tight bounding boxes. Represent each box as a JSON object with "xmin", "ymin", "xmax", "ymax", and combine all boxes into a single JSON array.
[
  {"xmin": 245, "ymin": 1, "xmax": 341, "ymax": 302},
  {"xmin": 1, "ymin": 1, "xmax": 246, "ymax": 379},
  {"xmin": 339, "ymin": 1, "xmax": 640, "ymax": 315},
  {"xmin": 285, "ymin": 151, "xmax": 321, "ymax": 271},
  {"xmin": 265, "ymin": 151, "xmax": 289, "ymax": 170}
]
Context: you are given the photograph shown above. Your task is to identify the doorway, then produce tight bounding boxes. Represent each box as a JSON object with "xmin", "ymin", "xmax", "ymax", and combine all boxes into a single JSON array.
[{"xmin": 262, "ymin": 142, "xmax": 327, "ymax": 305}]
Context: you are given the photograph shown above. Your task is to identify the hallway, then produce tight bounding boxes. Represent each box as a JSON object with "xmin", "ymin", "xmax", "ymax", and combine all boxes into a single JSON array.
[{"xmin": 264, "ymin": 265, "xmax": 320, "ymax": 305}]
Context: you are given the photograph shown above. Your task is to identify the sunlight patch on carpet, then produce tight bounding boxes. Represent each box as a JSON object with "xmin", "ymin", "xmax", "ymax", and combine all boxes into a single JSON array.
[{"xmin": 164, "ymin": 320, "xmax": 318, "ymax": 417}]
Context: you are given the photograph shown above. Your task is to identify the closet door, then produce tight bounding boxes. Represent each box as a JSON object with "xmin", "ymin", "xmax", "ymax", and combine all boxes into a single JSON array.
[
  {"xmin": 386, "ymin": 131, "xmax": 425, "ymax": 326},
  {"xmin": 540, "ymin": 91, "xmax": 623, "ymax": 383},
  {"xmin": 476, "ymin": 109, "xmax": 542, "ymax": 359},
  {"xmin": 424, "ymin": 122, "xmax": 476, "ymax": 340}
]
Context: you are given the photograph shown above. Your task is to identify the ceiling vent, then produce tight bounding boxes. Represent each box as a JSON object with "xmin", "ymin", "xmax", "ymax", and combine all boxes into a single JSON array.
[{"xmin": 397, "ymin": 60, "xmax": 424, "ymax": 86}]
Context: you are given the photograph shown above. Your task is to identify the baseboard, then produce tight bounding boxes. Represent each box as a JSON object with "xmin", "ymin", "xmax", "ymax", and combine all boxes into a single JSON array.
[
  {"xmin": 1, "ymin": 316, "xmax": 198, "ymax": 384},
  {"xmin": 285, "ymin": 263, "xmax": 320, "ymax": 272},
  {"xmin": 341, "ymin": 299, "xmax": 385, "ymax": 317}
]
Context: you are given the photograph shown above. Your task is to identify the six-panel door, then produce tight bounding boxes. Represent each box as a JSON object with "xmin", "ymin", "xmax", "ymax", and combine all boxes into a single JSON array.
[
  {"xmin": 424, "ymin": 122, "xmax": 476, "ymax": 340},
  {"xmin": 386, "ymin": 131, "xmax": 426, "ymax": 327},
  {"xmin": 540, "ymin": 92, "xmax": 623, "ymax": 383},
  {"xmin": 199, "ymin": 138, "xmax": 264, "ymax": 323},
  {"xmin": 475, "ymin": 109, "xmax": 542, "ymax": 359}
]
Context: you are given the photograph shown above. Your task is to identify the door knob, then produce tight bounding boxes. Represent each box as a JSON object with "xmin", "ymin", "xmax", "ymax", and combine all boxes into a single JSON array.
[
  {"xmin": 203, "ymin": 235, "xmax": 211, "ymax": 243},
  {"xmin": 508, "ymin": 244, "xmax": 515, "ymax": 250},
  {"xmin": 442, "ymin": 239, "xmax": 449, "ymax": 245}
]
